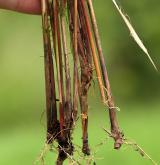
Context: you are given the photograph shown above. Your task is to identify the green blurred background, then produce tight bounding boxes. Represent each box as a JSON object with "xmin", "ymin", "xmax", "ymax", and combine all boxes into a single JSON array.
[{"xmin": 0, "ymin": 0, "xmax": 160, "ymax": 164}]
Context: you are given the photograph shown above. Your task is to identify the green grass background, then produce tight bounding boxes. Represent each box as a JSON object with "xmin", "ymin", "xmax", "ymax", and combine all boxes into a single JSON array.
[{"xmin": 0, "ymin": 0, "xmax": 160, "ymax": 164}]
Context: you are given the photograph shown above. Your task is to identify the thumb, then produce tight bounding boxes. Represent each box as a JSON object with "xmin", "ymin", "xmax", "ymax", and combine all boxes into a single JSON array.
[{"xmin": 0, "ymin": 0, "xmax": 41, "ymax": 14}]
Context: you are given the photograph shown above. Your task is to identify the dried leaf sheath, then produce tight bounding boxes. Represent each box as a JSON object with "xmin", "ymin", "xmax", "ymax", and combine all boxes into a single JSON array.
[
  {"xmin": 77, "ymin": 0, "xmax": 93, "ymax": 155},
  {"xmin": 79, "ymin": 0, "xmax": 106, "ymax": 103},
  {"xmin": 60, "ymin": 1, "xmax": 72, "ymax": 132},
  {"xmin": 67, "ymin": 0, "xmax": 92, "ymax": 155},
  {"xmin": 41, "ymin": 0, "xmax": 59, "ymax": 143},
  {"xmin": 52, "ymin": 1, "xmax": 74, "ymax": 164},
  {"xmin": 54, "ymin": 0, "xmax": 65, "ymax": 134}
]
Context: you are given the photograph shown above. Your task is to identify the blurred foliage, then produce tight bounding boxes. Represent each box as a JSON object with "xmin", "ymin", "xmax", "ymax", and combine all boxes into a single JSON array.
[{"xmin": 0, "ymin": 0, "xmax": 160, "ymax": 165}]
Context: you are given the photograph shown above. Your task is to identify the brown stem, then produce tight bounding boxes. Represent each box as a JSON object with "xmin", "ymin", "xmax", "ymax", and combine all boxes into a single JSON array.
[
  {"xmin": 60, "ymin": 1, "xmax": 72, "ymax": 131},
  {"xmin": 67, "ymin": 0, "xmax": 91, "ymax": 155},
  {"xmin": 67, "ymin": 0, "xmax": 82, "ymax": 127},
  {"xmin": 40, "ymin": 0, "xmax": 59, "ymax": 143},
  {"xmin": 87, "ymin": 0, "xmax": 123, "ymax": 149},
  {"xmin": 54, "ymin": 0, "xmax": 65, "ymax": 134},
  {"xmin": 79, "ymin": 0, "xmax": 106, "ymax": 103},
  {"xmin": 55, "ymin": 1, "xmax": 74, "ymax": 164},
  {"xmin": 72, "ymin": 0, "xmax": 79, "ymax": 122},
  {"xmin": 77, "ymin": 1, "xmax": 93, "ymax": 155}
]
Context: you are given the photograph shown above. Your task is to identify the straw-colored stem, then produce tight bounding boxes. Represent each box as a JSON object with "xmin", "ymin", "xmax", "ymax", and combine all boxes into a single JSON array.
[{"xmin": 87, "ymin": 0, "xmax": 123, "ymax": 149}]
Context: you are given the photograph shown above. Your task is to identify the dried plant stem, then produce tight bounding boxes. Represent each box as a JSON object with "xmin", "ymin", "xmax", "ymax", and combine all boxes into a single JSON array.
[
  {"xmin": 53, "ymin": 1, "xmax": 74, "ymax": 164},
  {"xmin": 68, "ymin": 0, "xmax": 92, "ymax": 155},
  {"xmin": 79, "ymin": 0, "xmax": 106, "ymax": 104},
  {"xmin": 72, "ymin": 0, "xmax": 79, "ymax": 122},
  {"xmin": 49, "ymin": 0, "xmax": 60, "ymax": 95},
  {"xmin": 60, "ymin": 1, "xmax": 72, "ymax": 131},
  {"xmin": 77, "ymin": 1, "xmax": 93, "ymax": 155},
  {"xmin": 54, "ymin": 0, "xmax": 65, "ymax": 134},
  {"xmin": 41, "ymin": 0, "xmax": 59, "ymax": 143},
  {"xmin": 87, "ymin": 0, "xmax": 123, "ymax": 149}
]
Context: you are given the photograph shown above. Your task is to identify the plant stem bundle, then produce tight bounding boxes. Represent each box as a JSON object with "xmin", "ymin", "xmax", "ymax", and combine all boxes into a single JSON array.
[{"xmin": 40, "ymin": 0, "xmax": 123, "ymax": 164}]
